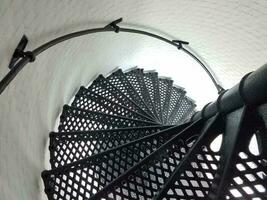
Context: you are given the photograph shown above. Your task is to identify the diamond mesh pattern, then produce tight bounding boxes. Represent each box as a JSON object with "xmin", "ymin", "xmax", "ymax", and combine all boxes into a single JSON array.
[
  {"xmin": 49, "ymin": 126, "xmax": 170, "ymax": 168},
  {"xmin": 87, "ymin": 75, "xmax": 152, "ymax": 119},
  {"xmin": 210, "ymin": 113, "xmax": 267, "ymax": 200},
  {"xmin": 106, "ymin": 69, "xmax": 152, "ymax": 117},
  {"xmin": 159, "ymin": 78, "xmax": 173, "ymax": 123},
  {"xmin": 41, "ymin": 68, "xmax": 201, "ymax": 200},
  {"xmin": 125, "ymin": 69, "xmax": 159, "ymax": 121},
  {"xmin": 42, "ymin": 125, "xmax": 183, "ymax": 199},
  {"xmin": 58, "ymin": 106, "xmax": 156, "ymax": 132},
  {"xmin": 91, "ymin": 121, "xmax": 203, "ymax": 200},
  {"xmin": 224, "ymin": 151, "xmax": 267, "ymax": 199},
  {"xmin": 143, "ymin": 71, "xmax": 162, "ymax": 122},
  {"xmin": 41, "ymin": 67, "xmax": 267, "ymax": 200},
  {"xmin": 162, "ymin": 143, "xmax": 221, "ymax": 199},
  {"xmin": 167, "ymin": 86, "xmax": 185, "ymax": 122},
  {"xmin": 72, "ymin": 87, "xmax": 153, "ymax": 122},
  {"xmin": 169, "ymin": 97, "xmax": 196, "ymax": 125}
]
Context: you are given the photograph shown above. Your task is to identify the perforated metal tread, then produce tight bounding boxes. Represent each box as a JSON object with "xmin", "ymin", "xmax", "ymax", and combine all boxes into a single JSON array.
[
  {"xmin": 89, "ymin": 121, "xmax": 203, "ymax": 200},
  {"xmin": 49, "ymin": 67, "xmax": 267, "ymax": 200},
  {"xmin": 42, "ymin": 123, "xmax": 190, "ymax": 199},
  {"xmin": 143, "ymin": 71, "xmax": 163, "ymax": 123},
  {"xmin": 72, "ymin": 86, "xmax": 154, "ymax": 122},
  {"xmin": 58, "ymin": 105, "xmax": 158, "ymax": 132},
  {"xmin": 158, "ymin": 77, "xmax": 174, "ymax": 124},
  {"xmin": 166, "ymin": 86, "xmax": 186, "ymax": 124},
  {"xmin": 125, "ymin": 68, "xmax": 160, "ymax": 122},
  {"xmin": 86, "ymin": 74, "xmax": 153, "ymax": 120},
  {"xmin": 168, "ymin": 95, "xmax": 196, "ymax": 125},
  {"xmin": 49, "ymin": 125, "xmax": 172, "ymax": 168},
  {"xmin": 155, "ymin": 107, "xmax": 267, "ymax": 200},
  {"xmin": 154, "ymin": 115, "xmax": 222, "ymax": 200},
  {"xmin": 106, "ymin": 69, "xmax": 156, "ymax": 121}
]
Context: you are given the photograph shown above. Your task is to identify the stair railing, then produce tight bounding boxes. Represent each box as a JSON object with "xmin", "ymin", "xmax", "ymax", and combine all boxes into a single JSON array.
[{"xmin": 0, "ymin": 18, "xmax": 223, "ymax": 95}]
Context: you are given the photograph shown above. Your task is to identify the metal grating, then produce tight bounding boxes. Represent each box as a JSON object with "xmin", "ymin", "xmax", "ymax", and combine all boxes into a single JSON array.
[
  {"xmin": 168, "ymin": 97, "xmax": 196, "ymax": 125},
  {"xmin": 58, "ymin": 105, "xmax": 157, "ymax": 132},
  {"xmin": 42, "ymin": 124, "xmax": 188, "ymax": 199},
  {"xmin": 167, "ymin": 86, "xmax": 185, "ymax": 123},
  {"xmin": 90, "ymin": 121, "xmax": 204, "ymax": 200},
  {"xmin": 106, "ymin": 69, "xmax": 153, "ymax": 119},
  {"xmin": 208, "ymin": 107, "xmax": 267, "ymax": 200},
  {"xmin": 86, "ymin": 75, "xmax": 153, "ymax": 119},
  {"xmin": 72, "ymin": 86, "xmax": 154, "ymax": 122},
  {"xmin": 155, "ymin": 115, "xmax": 222, "ymax": 200},
  {"xmin": 143, "ymin": 71, "xmax": 163, "ymax": 123},
  {"xmin": 41, "ymin": 67, "xmax": 267, "ymax": 200},
  {"xmin": 159, "ymin": 78, "xmax": 173, "ymax": 124},
  {"xmin": 49, "ymin": 126, "xmax": 171, "ymax": 168},
  {"xmin": 125, "ymin": 69, "xmax": 159, "ymax": 122}
]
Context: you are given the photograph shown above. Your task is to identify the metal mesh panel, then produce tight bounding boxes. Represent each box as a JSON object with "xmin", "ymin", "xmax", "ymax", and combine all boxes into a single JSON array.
[
  {"xmin": 208, "ymin": 108, "xmax": 267, "ymax": 200},
  {"xmin": 159, "ymin": 78, "xmax": 173, "ymax": 123},
  {"xmin": 223, "ymin": 150, "xmax": 267, "ymax": 199},
  {"xmin": 169, "ymin": 97, "xmax": 196, "ymax": 125},
  {"xmin": 86, "ymin": 75, "xmax": 152, "ymax": 119},
  {"xmin": 106, "ymin": 69, "xmax": 152, "ymax": 118},
  {"xmin": 42, "ymin": 67, "xmax": 263, "ymax": 200},
  {"xmin": 167, "ymin": 87, "xmax": 185, "ymax": 122},
  {"xmin": 72, "ymin": 87, "xmax": 153, "ymax": 122},
  {"xmin": 146, "ymin": 115, "xmax": 222, "ymax": 200},
  {"xmin": 49, "ymin": 126, "xmax": 171, "ymax": 168},
  {"xmin": 125, "ymin": 69, "xmax": 159, "ymax": 121},
  {"xmin": 42, "ymin": 125, "xmax": 187, "ymax": 199},
  {"xmin": 91, "ymin": 121, "xmax": 204, "ymax": 200},
  {"xmin": 41, "ymin": 67, "xmax": 267, "ymax": 200},
  {"xmin": 143, "ymin": 71, "xmax": 162, "ymax": 122},
  {"xmin": 163, "ymin": 146, "xmax": 221, "ymax": 199},
  {"xmin": 58, "ymin": 106, "xmax": 156, "ymax": 132}
]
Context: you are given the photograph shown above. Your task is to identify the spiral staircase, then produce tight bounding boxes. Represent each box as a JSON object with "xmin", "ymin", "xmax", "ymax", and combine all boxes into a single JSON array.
[
  {"xmin": 0, "ymin": 17, "xmax": 266, "ymax": 200},
  {"xmin": 40, "ymin": 67, "xmax": 267, "ymax": 200}
]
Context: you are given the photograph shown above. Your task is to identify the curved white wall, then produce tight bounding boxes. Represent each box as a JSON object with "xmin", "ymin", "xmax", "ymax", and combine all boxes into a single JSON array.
[{"xmin": 0, "ymin": 1, "xmax": 266, "ymax": 200}]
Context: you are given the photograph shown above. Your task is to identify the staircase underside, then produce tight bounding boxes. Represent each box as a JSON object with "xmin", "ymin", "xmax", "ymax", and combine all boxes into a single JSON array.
[{"xmin": 41, "ymin": 67, "xmax": 266, "ymax": 200}]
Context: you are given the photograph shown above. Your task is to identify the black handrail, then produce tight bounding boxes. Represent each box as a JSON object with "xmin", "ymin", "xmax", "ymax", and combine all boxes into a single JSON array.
[
  {"xmin": 191, "ymin": 63, "xmax": 267, "ymax": 121},
  {"xmin": 0, "ymin": 18, "xmax": 223, "ymax": 95}
]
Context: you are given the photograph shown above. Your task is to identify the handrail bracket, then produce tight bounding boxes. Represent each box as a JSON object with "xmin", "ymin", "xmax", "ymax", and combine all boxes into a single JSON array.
[
  {"xmin": 105, "ymin": 18, "xmax": 123, "ymax": 33},
  {"xmin": 8, "ymin": 35, "xmax": 35, "ymax": 69}
]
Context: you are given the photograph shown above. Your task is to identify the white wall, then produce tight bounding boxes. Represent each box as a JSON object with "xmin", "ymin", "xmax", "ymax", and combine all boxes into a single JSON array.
[{"xmin": 0, "ymin": 1, "xmax": 266, "ymax": 200}]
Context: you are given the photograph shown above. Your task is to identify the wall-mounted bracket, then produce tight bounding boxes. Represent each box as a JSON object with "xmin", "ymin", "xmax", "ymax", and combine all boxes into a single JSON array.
[
  {"xmin": 172, "ymin": 40, "xmax": 189, "ymax": 49},
  {"xmin": 8, "ymin": 35, "xmax": 35, "ymax": 69},
  {"xmin": 105, "ymin": 18, "xmax": 123, "ymax": 33}
]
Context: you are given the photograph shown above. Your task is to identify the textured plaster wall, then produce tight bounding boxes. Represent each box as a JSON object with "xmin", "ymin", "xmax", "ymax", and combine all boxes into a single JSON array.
[{"xmin": 0, "ymin": 1, "xmax": 267, "ymax": 200}]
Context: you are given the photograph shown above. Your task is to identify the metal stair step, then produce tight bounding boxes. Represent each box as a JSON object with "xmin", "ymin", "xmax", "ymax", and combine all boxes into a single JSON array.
[
  {"xmin": 72, "ymin": 86, "xmax": 154, "ymax": 122},
  {"xmin": 106, "ymin": 69, "xmax": 155, "ymax": 120},
  {"xmin": 86, "ymin": 74, "xmax": 154, "ymax": 120},
  {"xmin": 41, "ymin": 66, "xmax": 267, "ymax": 200},
  {"xmin": 168, "ymin": 95, "xmax": 196, "ymax": 125},
  {"xmin": 90, "ymin": 120, "xmax": 204, "ymax": 200},
  {"xmin": 49, "ymin": 125, "xmax": 172, "ymax": 168},
  {"xmin": 143, "ymin": 71, "xmax": 163, "ymax": 123},
  {"xmin": 42, "ymin": 123, "xmax": 189, "ymax": 200},
  {"xmin": 58, "ymin": 105, "xmax": 158, "ymax": 132},
  {"xmin": 125, "ymin": 68, "xmax": 160, "ymax": 122},
  {"xmin": 155, "ymin": 115, "xmax": 221, "ymax": 199},
  {"xmin": 159, "ymin": 77, "xmax": 173, "ymax": 123},
  {"xmin": 167, "ymin": 86, "xmax": 186, "ymax": 122}
]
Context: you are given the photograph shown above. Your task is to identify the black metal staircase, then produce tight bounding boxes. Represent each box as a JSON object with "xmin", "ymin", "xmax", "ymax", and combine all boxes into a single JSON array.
[
  {"xmin": 42, "ymin": 67, "xmax": 196, "ymax": 199},
  {"xmin": 41, "ymin": 67, "xmax": 267, "ymax": 200},
  {"xmin": 0, "ymin": 18, "xmax": 266, "ymax": 200}
]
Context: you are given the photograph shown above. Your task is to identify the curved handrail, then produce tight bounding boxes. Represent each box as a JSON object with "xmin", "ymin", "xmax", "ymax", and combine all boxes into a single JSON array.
[{"xmin": 0, "ymin": 19, "xmax": 223, "ymax": 95}]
